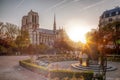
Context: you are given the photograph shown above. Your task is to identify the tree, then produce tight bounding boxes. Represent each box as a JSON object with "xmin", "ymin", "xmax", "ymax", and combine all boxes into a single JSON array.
[
  {"xmin": 0, "ymin": 22, "xmax": 3, "ymax": 35},
  {"xmin": 100, "ymin": 21, "xmax": 120, "ymax": 54},
  {"xmin": 0, "ymin": 39, "xmax": 8, "ymax": 55},
  {"xmin": 87, "ymin": 21, "xmax": 120, "ymax": 55},
  {"xmin": 86, "ymin": 30, "xmax": 100, "ymax": 60},
  {"xmin": 15, "ymin": 30, "xmax": 30, "ymax": 54},
  {"xmin": 38, "ymin": 43, "xmax": 49, "ymax": 54},
  {"xmin": 0, "ymin": 22, "xmax": 19, "ymax": 55},
  {"xmin": 4, "ymin": 23, "xmax": 19, "ymax": 40},
  {"xmin": 54, "ymin": 38, "xmax": 74, "ymax": 54}
]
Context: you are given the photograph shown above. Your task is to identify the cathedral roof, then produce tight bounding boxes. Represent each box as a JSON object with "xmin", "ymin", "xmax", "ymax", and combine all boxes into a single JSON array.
[{"xmin": 38, "ymin": 28, "xmax": 54, "ymax": 34}]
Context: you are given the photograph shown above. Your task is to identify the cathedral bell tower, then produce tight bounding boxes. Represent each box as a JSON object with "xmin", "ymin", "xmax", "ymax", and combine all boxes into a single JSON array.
[{"xmin": 21, "ymin": 10, "xmax": 39, "ymax": 31}]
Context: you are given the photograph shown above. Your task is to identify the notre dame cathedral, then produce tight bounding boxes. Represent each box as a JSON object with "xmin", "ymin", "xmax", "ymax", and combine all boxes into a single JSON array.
[{"xmin": 21, "ymin": 10, "xmax": 65, "ymax": 47}]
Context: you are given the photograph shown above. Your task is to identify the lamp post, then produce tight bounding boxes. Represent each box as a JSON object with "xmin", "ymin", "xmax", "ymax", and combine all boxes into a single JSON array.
[
  {"xmin": 114, "ymin": 24, "xmax": 119, "ymax": 55},
  {"xmin": 99, "ymin": 39, "xmax": 107, "ymax": 80},
  {"xmin": 97, "ymin": 30, "xmax": 107, "ymax": 80}
]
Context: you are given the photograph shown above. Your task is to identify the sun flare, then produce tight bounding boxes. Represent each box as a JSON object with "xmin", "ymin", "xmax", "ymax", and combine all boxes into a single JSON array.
[{"xmin": 65, "ymin": 21, "xmax": 90, "ymax": 43}]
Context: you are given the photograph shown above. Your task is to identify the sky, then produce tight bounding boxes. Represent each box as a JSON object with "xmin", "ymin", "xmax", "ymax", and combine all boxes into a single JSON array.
[{"xmin": 0, "ymin": 0, "xmax": 120, "ymax": 30}]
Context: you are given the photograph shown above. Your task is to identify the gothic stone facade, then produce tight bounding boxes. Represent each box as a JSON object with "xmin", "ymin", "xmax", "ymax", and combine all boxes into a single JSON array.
[{"xmin": 21, "ymin": 10, "xmax": 64, "ymax": 46}]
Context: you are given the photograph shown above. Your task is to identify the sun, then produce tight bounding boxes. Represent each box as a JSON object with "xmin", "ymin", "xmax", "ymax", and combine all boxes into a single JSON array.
[
  {"xmin": 67, "ymin": 27, "xmax": 87, "ymax": 43},
  {"xmin": 65, "ymin": 20, "xmax": 90, "ymax": 43}
]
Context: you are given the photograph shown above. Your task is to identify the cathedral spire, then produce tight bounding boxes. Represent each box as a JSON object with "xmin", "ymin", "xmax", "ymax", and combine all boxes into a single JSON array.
[{"xmin": 53, "ymin": 13, "xmax": 56, "ymax": 33}]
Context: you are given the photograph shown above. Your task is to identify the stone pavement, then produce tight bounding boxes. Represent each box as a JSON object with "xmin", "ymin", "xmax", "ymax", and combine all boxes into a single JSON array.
[
  {"xmin": 0, "ymin": 56, "xmax": 47, "ymax": 80},
  {"xmin": 0, "ymin": 56, "xmax": 119, "ymax": 80}
]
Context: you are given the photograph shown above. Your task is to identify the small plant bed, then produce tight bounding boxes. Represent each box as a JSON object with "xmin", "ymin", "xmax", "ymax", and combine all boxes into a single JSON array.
[
  {"xmin": 19, "ymin": 59, "xmax": 94, "ymax": 80},
  {"xmin": 37, "ymin": 55, "xmax": 77, "ymax": 63}
]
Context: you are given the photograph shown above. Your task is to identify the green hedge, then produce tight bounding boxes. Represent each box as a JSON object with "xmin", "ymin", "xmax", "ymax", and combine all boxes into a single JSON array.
[
  {"xmin": 50, "ymin": 69, "xmax": 93, "ymax": 80},
  {"xmin": 19, "ymin": 59, "xmax": 48, "ymax": 76},
  {"xmin": 19, "ymin": 59, "xmax": 93, "ymax": 80},
  {"xmin": 107, "ymin": 56, "xmax": 120, "ymax": 62}
]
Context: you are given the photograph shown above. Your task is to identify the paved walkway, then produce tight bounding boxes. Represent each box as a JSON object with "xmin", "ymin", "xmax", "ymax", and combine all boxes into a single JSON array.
[
  {"xmin": 0, "ymin": 56, "xmax": 120, "ymax": 80},
  {"xmin": 0, "ymin": 56, "xmax": 47, "ymax": 80}
]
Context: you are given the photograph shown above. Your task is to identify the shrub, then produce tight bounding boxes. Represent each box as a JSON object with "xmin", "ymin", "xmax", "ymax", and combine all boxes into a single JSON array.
[
  {"xmin": 107, "ymin": 56, "xmax": 120, "ymax": 62},
  {"xmin": 49, "ymin": 69, "xmax": 93, "ymax": 80},
  {"xmin": 19, "ymin": 59, "xmax": 48, "ymax": 76}
]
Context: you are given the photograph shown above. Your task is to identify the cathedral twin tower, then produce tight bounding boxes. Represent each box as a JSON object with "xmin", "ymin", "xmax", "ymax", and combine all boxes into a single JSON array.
[
  {"xmin": 22, "ymin": 10, "xmax": 39, "ymax": 31},
  {"xmin": 21, "ymin": 10, "xmax": 63, "ymax": 46}
]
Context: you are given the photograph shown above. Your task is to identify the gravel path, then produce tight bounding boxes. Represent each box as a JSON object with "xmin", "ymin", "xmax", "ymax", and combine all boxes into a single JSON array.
[{"xmin": 0, "ymin": 56, "xmax": 47, "ymax": 80}]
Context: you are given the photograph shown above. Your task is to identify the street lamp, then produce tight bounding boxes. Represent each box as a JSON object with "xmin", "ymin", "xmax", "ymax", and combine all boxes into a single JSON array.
[{"xmin": 99, "ymin": 38, "xmax": 107, "ymax": 80}]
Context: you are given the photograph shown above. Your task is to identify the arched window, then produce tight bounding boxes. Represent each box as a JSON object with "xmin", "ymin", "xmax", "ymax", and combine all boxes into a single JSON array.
[
  {"xmin": 35, "ymin": 16, "xmax": 36, "ymax": 23},
  {"xmin": 25, "ymin": 18, "xmax": 27, "ymax": 24},
  {"xmin": 32, "ymin": 15, "xmax": 34, "ymax": 23}
]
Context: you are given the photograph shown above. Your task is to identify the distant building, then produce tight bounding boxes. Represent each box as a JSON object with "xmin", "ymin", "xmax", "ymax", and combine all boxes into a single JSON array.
[
  {"xmin": 99, "ymin": 6, "xmax": 120, "ymax": 28},
  {"xmin": 99, "ymin": 7, "xmax": 120, "ymax": 49},
  {"xmin": 21, "ymin": 10, "xmax": 65, "ymax": 47}
]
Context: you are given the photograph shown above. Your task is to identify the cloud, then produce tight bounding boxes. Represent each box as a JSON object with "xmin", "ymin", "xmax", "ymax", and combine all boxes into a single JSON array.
[
  {"xmin": 82, "ymin": 0, "xmax": 106, "ymax": 11},
  {"xmin": 73, "ymin": 0, "xmax": 80, "ymax": 2},
  {"xmin": 43, "ymin": 0, "xmax": 69, "ymax": 13},
  {"xmin": 15, "ymin": 0, "xmax": 25, "ymax": 9},
  {"xmin": 45, "ymin": 0, "xmax": 81, "ymax": 12}
]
